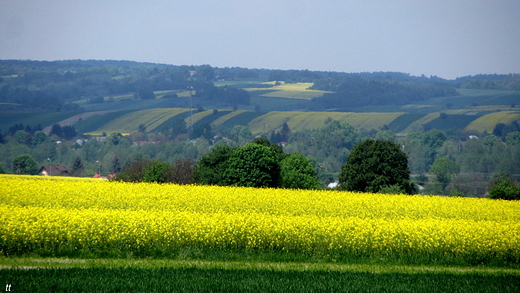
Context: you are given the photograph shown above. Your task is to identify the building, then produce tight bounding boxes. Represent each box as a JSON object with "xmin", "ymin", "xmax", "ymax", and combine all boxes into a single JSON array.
[
  {"xmin": 92, "ymin": 174, "xmax": 116, "ymax": 179},
  {"xmin": 39, "ymin": 166, "xmax": 69, "ymax": 176}
]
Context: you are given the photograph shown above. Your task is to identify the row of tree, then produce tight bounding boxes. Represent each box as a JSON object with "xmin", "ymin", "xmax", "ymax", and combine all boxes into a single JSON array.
[
  {"xmin": 5, "ymin": 60, "xmax": 518, "ymax": 112},
  {"xmin": 113, "ymin": 137, "xmax": 321, "ymax": 190},
  {"xmin": 1, "ymin": 117, "xmax": 520, "ymax": 197},
  {"xmin": 310, "ymin": 75, "xmax": 458, "ymax": 109},
  {"xmin": 0, "ymin": 61, "xmax": 259, "ymax": 110},
  {"xmin": 112, "ymin": 137, "xmax": 412, "ymax": 194}
]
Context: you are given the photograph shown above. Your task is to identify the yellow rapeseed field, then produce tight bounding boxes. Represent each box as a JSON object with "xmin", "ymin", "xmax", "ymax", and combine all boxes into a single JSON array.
[{"xmin": 1, "ymin": 175, "xmax": 519, "ymax": 262}]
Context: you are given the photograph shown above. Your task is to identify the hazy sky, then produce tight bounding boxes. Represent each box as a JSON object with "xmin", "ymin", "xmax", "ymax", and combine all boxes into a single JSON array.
[{"xmin": 1, "ymin": 0, "xmax": 519, "ymax": 79}]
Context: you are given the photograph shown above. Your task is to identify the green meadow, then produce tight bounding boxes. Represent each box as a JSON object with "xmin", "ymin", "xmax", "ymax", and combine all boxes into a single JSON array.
[{"xmin": 1, "ymin": 257, "xmax": 518, "ymax": 292}]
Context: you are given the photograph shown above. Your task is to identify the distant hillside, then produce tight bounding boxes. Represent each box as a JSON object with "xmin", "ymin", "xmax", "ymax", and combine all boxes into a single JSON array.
[{"xmin": 1, "ymin": 59, "xmax": 519, "ymax": 136}]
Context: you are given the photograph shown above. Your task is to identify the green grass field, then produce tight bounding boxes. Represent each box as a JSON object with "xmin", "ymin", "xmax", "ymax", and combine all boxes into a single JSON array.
[
  {"xmin": 74, "ymin": 111, "xmax": 133, "ymax": 134},
  {"xmin": 425, "ymin": 114, "xmax": 479, "ymax": 131},
  {"xmin": 399, "ymin": 113, "xmax": 441, "ymax": 134},
  {"xmin": 1, "ymin": 257, "xmax": 518, "ymax": 292}
]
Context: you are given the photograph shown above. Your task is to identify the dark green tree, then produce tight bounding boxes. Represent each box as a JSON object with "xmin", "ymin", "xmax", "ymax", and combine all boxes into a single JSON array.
[
  {"xmin": 194, "ymin": 144, "xmax": 236, "ymax": 185},
  {"xmin": 12, "ymin": 154, "xmax": 39, "ymax": 175},
  {"xmin": 251, "ymin": 137, "xmax": 287, "ymax": 161},
  {"xmin": 13, "ymin": 130, "xmax": 32, "ymax": 145},
  {"xmin": 137, "ymin": 88, "xmax": 156, "ymax": 100},
  {"xmin": 190, "ymin": 123, "xmax": 213, "ymax": 140},
  {"xmin": 50, "ymin": 124, "xmax": 63, "ymax": 137},
  {"xmin": 70, "ymin": 156, "xmax": 84, "ymax": 176},
  {"xmin": 110, "ymin": 156, "xmax": 122, "ymax": 174},
  {"xmin": 506, "ymin": 131, "xmax": 520, "ymax": 146},
  {"xmin": 488, "ymin": 171, "xmax": 515, "ymax": 190},
  {"xmin": 280, "ymin": 152, "xmax": 321, "ymax": 189},
  {"xmin": 31, "ymin": 131, "xmax": 48, "ymax": 145},
  {"xmin": 489, "ymin": 180, "xmax": 520, "ymax": 200},
  {"xmin": 143, "ymin": 160, "xmax": 170, "ymax": 183},
  {"xmin": 430, "ymin": 157, "xmax": 460, "ymax": 184},
  {"xmin": 61, "ymin": 125, "xmax": 77, "ymax": 140},
  {"xmin": 487, "ymin": 172, "xmax": 519, "ymax": 200},
  {"xmin": 223, "ymin": 143, "xmax": 280, "ymax": 188},
  {"xmin": 107, "ymin": 133, "xmax": 124, "ymax": 145},
  {"xmin": 230, "ymin": 125, "xmax": 253, "ymax": 145},
  {"xmin": 339, "ymin": 139, "xmax": 415, "ymax": 194},
  {"xmin": 165, "ymin": 119, "xmax": 186, "ymax": 139}
]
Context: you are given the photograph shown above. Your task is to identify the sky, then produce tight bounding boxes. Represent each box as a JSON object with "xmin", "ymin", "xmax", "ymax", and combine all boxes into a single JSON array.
[{"xmin": 1, "ymin": 0, "xmax": 519, "ymax": 80}]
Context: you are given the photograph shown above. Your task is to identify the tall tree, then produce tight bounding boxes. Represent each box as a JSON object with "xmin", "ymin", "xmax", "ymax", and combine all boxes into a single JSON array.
[
  {"xmin": 223, "ymin": 143, "xmax": 280, "ymax": 188},
  {"xmin": 280, "ymin": 152, "xmax": 321, "ymax": 190},
  {"xmin": 70, "ymin": 156, "xmax": 84, "ymax": 176},
  {"xmin": 339, "ymin": 139, "xmax": 415, "ymax": 194},
  {"xmin": 430, "ymin": 157, "xmax": 460, "ymax": 185},
  {"xmin": 194, "ymin": 144, "xmax": 236, "ymax": 185},
  {"xmin": 12, "ymin": 154, "xmax": 39, "ymax": 175},
  {"xmin": 110, "ymin": 156, "xmax": 122, "ymax": 174},
  {"xmin": 489, "ymin": 176, "xmax": 520, "ymax": 200}
]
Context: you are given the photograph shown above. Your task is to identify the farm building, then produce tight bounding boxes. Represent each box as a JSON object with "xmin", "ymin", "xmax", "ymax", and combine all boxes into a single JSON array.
[{"xmin": 39, "ymin": 166, "xmax": 69, "ymax": 177}]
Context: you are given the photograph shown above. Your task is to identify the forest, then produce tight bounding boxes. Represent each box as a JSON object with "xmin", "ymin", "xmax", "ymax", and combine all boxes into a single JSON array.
[{"xmin": 2, "ymin": 59, "xmax": 519, "ymax": 112}]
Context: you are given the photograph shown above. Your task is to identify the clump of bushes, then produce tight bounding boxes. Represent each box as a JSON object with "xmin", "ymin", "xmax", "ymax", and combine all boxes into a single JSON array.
[
  {"xmin": 488, "ymin": 172, "xmax": 520, "ymax": 200},
  {"xmin": 113, "ymin": 159, "xmax": 194, "ymax": 184}
]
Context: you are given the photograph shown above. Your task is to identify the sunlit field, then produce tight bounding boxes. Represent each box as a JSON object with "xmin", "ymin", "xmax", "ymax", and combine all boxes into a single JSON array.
[
  {"xmin": 1, "ymin": 175, "xmax": 519, "ymax": 292},
  {"xmin": 85, "ymin": 108, "xmax": 189, "ymax": 135},
  {"xmin": 243, "ymin": 82, "xmax": 331, "ymax": 100},
  {"xmin": 1, "ymin": 175, "xmax": 519, "ymax": 266},
  {"xmin": 465, "ymin": 111, "xmax": 520, "ymax": 133},
  {"xmin": 249, "ymin": 111, "xmax": 405, "ymax": 133}
]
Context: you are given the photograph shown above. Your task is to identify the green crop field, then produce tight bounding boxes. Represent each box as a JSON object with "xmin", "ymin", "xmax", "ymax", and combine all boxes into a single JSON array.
[
  {"xmin": 1, "ymin": 258, "xmax": 519, "ymax": 293},
  {"xmin": 210, "ymin": 110, "xmax": 252, "ymax": 127},
  {"xmin": 399, "ymin": 113, "xmax": 441, "ymax": 134},
  {"xmin": 74, "ymin": 111, "xmax": 132, "ymax": 134},
  {"xmin": 85, "ymin": 108, "xmax": 189, "ymax": 135},
  {"xmin": 183, "ymin": 109, "xmax": 218, "ymax": 126},
  {"xmin": 425, "ymin": 114, "xmax": 479, "ymax": 131},
  {"xmin": 193, "ymin": 110, "xmax": 233, "ymax": 127},
  {"xmin": 248, "ymin": 111, "xmax": 405, "ymax": 133},
  {"xmin": 220, "ymin": 111, "xmax": 266, "ymax": 129},
  {"xmin": 388, "ymin": 114, "xmax": 426, "ymax": 133},
  {"xmin": 465, "ymin": 111, "xmax": 520, "ymax": 133}
]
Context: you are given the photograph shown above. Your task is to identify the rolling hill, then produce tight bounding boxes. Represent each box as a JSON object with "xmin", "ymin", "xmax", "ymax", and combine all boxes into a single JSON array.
[{"xmin": 15, "ymin": 84, "xmax": 518, "ymax": 137}]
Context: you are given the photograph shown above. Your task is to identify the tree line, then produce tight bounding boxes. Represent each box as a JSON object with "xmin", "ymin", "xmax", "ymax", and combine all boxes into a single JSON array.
[
  {"xmin": 0, "ymin": 60, "xmax": 258, "ymax": 111},
  {"xmin": 4, "ymin": 60, "xmax": 517, "ymax": 113},
  {"xmin": 1, "ymin": 118, "xmax": 520, "ymax": 200},
  {"xmin": 309, "ymin": 75, "xmax": 458, "ymax": 109}
]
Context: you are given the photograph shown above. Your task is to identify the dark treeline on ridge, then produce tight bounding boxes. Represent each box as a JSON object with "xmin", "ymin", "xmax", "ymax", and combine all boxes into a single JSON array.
[{"xmin": 1, "ymin": 59, "xmax": 519, "ymax": 112}]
